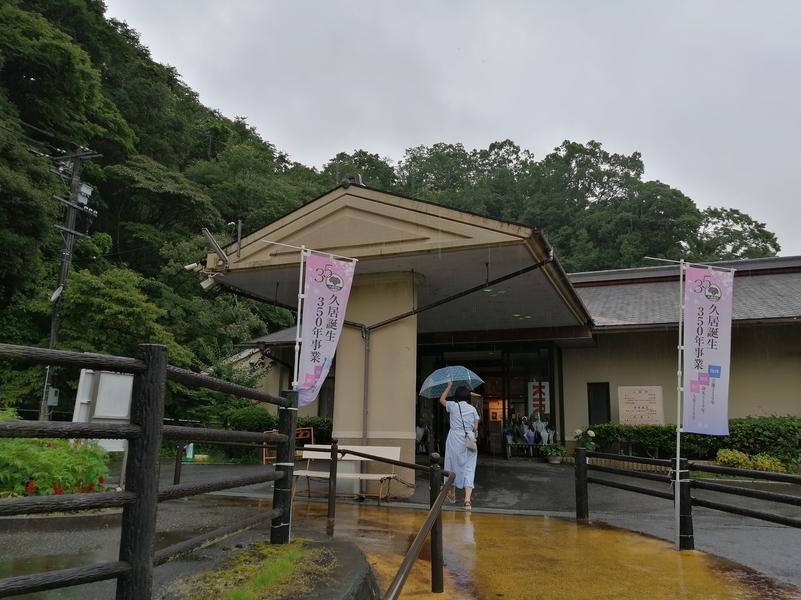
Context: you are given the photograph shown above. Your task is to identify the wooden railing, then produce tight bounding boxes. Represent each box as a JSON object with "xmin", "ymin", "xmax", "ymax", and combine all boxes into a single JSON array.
[{"xmin": 0, "ymin": 342, "xmax": 297, "ymax": 599}]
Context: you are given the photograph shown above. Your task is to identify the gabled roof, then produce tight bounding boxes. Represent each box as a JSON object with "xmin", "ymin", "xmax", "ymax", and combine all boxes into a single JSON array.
[
  {"xmin": 206, "ymin": 184, "xmax": 592, "ymax": 334},
  {"xmin": 571, "ymin": 256, "xmax": 801, "ymax": 329}
]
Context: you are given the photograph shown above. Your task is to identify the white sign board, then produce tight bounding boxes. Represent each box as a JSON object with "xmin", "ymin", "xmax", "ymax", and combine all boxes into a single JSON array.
[
  {"xmin": 618, "ymin": 386, "xmax": 664, "ymax": 425},
  {"xmin": 74, "ymin": 369, "xmax": 133, "ymax": 452}
]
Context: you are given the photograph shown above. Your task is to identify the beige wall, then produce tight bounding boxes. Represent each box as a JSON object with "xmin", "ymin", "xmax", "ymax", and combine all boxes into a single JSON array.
[
  {"xmin": 562, "ymin": 323, "xmax": 801, "ymax": 440},
  {"xmin": 333, "ymin": 272, "xmax": 419, "ymax": 497}
]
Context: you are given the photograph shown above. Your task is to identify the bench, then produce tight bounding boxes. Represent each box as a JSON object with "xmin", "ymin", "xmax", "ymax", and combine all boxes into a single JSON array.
[
  {"xmin": 506, "ymin": 441, "xmax": 539, "ymax": 459},
  {"xmin": 293, "ymin": 444, "xmax": 400, "ymax": 504}
]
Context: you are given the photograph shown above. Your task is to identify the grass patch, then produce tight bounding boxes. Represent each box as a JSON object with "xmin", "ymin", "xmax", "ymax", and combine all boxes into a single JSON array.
[{"xmin": 161, "ymin": 539, "xmax": 335, "ymax": 600}]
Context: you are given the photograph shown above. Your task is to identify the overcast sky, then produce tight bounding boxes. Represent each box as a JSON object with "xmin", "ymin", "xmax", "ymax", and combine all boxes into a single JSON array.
[{"xmin": 104, "ymin": 1, "xmax": 801, "ymax": 255}]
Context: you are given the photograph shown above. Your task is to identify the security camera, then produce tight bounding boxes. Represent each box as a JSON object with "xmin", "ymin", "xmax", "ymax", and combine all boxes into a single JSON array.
[
  {"xmin": 200, "ymin": 276, "xmax": 219, "ymax": 292},
  {"xmin": 183, "ymin": 262, "xmax": 199, "ymax": 271}
]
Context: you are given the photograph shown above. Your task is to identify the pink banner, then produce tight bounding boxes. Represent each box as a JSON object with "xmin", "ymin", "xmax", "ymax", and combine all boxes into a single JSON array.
[
  {"xmin": 682, "ymin": 266, "xmax": 734, "ymax": 435},
  {"xmin": 296, "ymin": 254, "xmax": 355, "ymax": 406}
]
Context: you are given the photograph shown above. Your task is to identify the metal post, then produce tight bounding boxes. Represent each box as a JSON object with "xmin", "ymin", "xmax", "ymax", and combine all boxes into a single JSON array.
[
  {"xmin": 271, "ymin": 390, "xmax": 298, "ymax": 544},
  {"xmin": 575, "ymin": 448, "xmax": 589, "ymax": 520},
  {"xmin": 173, "ymin": 442, "xmax": 184, "ymax": 485},
  {"xmin": 678, "ymin": 457, "xmax": 694, "ymax": 550},
  {"xmin": 116, "ymin": 344, "xmax": 166, "ymax": 600},
  {"xmin": 328, "ymin": 438, "xmax": 338, "ymax": 520},
  {"xmin": 674, "ymin": 260, "xmax": 686, "ymax": 549},
  {"xmin": 429, "ymin": 452, "xmax": 444, "ymax": 594}
]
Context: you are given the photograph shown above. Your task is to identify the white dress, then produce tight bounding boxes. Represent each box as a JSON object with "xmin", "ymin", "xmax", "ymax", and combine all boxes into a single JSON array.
[{"xmin": 444, "ymin": 400, "xmax": 480, "ymax": 489}]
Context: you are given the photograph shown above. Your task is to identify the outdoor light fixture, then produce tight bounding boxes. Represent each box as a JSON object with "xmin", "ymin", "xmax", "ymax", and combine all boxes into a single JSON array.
[{"xmin": 199, "ymin": 275, "xmax": 219, "ymax": 292}]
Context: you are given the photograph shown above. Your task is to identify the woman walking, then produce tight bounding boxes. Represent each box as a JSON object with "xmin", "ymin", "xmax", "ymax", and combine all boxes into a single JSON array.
[{"xmin": 439, "ymin": 380, "xmax": 480, "ymax": 510}]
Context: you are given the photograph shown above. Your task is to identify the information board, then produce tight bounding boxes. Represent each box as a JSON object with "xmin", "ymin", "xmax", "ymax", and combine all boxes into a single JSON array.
[{"xmin": 618, "ymin": 386, "xmax": 664, "ymax": 425}]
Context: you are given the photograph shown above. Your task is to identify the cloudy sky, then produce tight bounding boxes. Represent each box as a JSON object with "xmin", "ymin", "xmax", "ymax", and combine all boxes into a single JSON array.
[{"xmin": 104, "ymin": 1, "xmax": 801, "ymax": 255}]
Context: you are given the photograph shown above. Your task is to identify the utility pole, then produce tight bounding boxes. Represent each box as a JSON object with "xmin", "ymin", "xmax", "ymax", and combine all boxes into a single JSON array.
[{"xmin": 40, "ymin": 152, "xmax": 99, "ymax": 420}]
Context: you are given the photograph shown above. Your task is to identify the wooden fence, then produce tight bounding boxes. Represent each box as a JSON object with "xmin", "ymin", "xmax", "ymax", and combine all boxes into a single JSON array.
[{"xmin": 0, "ymin": 342, "xmax": 297, "ymax": 598}]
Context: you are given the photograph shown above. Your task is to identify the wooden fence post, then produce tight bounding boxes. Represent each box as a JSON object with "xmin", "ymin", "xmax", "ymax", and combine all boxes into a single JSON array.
[
  {"xmin": 116, "ymin": 344, "xmax": 167, "ymax": 600},
  {"xmin": 271, "ymin": 390, "xmax": 298, "ymax": 544},
  {"xmin": 575, "ymin": 448, "xmax": 589, "ymax": 520}
]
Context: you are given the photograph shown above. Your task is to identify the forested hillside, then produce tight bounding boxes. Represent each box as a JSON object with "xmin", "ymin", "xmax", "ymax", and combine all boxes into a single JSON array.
[{"xmin": 0, "ymin": 1, "xmax": 780, "ymax": 417}]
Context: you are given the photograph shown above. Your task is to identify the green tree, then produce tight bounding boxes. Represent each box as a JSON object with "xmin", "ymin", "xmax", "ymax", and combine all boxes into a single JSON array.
[
  {"xmin": 0, "ymin": 4, "xmax": 134, "ymax": 153},
  {"xmin": 322, "ymin": 150, "xmax": 396, "ymax": 190},
  {"xmin": 0, "ymin": 102, "xmax": 58, "ymax": 307},
  {"xmin": 59, "ymin": 266, "xmax": 194, "ymax": 365},
  {"xmin": 689, "ymin": 207, "xmax": 780, "ymax": 261}
]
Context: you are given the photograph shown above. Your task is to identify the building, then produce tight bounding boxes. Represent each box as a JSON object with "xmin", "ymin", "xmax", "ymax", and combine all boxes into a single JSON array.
[{"xmin": 207, "ymin": 184, "xmax": 801, "ymax": 490}]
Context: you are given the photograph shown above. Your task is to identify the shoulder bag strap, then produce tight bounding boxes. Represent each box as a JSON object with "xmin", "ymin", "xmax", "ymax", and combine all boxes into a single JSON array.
[{"xmin": 457, "ymin": 402, "xmax": 469, "ymax": 435}]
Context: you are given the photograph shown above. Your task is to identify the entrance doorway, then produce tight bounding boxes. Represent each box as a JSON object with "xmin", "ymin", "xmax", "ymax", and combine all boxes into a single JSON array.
[{"xmin": 417, "ymin": 343, "xmax": 556, "ymax": 456}]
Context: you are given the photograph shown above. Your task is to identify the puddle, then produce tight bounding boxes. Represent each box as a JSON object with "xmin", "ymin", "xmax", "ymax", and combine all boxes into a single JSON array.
[{"xmin": 293, "ymin": 502, "xmax": 801, "ymax": 600}]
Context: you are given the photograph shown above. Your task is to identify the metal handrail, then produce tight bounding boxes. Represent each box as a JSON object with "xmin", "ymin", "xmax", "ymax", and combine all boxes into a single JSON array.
[
  {"xmin": 383, "ymin": 471, "xmax": 455, "ymax": 600},
  {"xmin": 320, "ymin": 441, "xmax": 451, "ymax": 596},
  {"xmin": 337, "ymin": 447, "xmax": 435, "ymax": 473}
]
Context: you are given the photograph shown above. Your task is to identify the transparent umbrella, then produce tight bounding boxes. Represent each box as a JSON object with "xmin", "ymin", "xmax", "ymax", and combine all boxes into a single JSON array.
[{"xmin": 418, "ymin": 365, "xmax": 484, "ymax": 399}]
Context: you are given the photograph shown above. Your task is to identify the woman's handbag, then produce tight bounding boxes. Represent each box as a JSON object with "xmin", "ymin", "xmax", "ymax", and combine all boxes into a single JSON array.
[{"xmin": 458, "ymin": 402, "xmax": 478, "ymax": 452}]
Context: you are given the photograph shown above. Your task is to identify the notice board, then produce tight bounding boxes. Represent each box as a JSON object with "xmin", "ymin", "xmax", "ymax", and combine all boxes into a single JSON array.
[{"xmin": 618, "ymin": 386, "xmax": 664, "ymax": 425}]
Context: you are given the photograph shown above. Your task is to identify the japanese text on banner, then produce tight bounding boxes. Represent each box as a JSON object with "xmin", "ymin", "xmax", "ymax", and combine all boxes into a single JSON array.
[
  {"xmin": 682, "ymin": 266, "xmax": 734, "ymax": 435},
  {"xmin": 296, "ymin": 254, "xmax": 355, "ymax": 407}
]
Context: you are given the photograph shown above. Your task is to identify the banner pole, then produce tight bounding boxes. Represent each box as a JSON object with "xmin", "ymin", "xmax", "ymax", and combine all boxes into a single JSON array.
[
  {"xmin": 292, "ymin": 246, "xmax": 307, "ymax": 389},
  {"xmin": 674, "ymin": 259, "xmax": 685, "ymax": 549}
]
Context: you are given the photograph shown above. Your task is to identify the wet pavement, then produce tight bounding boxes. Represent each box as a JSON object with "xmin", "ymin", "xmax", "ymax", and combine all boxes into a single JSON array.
[
  {"xmin": 1, "ymin": 458, "xmax": 800, "ymax": 598},
  {"xmin": 294, "ymin": 502, "xmax": 801, "ymax": 600}
]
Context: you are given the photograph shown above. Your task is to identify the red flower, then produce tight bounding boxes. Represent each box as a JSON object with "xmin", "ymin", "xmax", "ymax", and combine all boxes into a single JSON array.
[
  {"xmin": 25, "ymin": 480, "xmax": 37, "ymax": 495},
  {"xmin": 53, "ymin": 485, "xmax": 63, "ymax": 495},
  {"xmin": 98, "ymin": 476, "xmax": 105, "ymax": 485}
]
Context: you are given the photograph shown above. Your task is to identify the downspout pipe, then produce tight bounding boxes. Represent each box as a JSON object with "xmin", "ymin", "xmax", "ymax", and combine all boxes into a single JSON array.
[{"xmin": 361, "ymin": 325, "xmax": 370, "ymax": 446}]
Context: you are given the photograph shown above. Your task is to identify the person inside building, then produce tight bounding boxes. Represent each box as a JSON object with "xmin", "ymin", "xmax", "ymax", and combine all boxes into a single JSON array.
[{"xmin": 439, "ymin": 380, "xmax": 480, "ymax": 510}]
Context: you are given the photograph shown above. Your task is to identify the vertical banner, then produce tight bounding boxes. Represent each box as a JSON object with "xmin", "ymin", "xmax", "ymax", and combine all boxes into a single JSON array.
[
  {"xmin": 296, "ymin": 254, "xmax": 355, "ymax": 407},
  {"xmin": 682, "ymin": 266, "xmax": 734, "ymax": 435}
]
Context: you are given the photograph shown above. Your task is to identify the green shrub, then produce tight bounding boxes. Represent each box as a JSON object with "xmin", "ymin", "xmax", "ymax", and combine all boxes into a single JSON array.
[
  {"xmin": 716, "ymin": 449, "xmax": 752, "ymax": 469},
  {"xmin": 228, "ymin": 406, "xmax": 279, "ymax": 433},
  {"xmin": 0, "ymin": 411, "xmax": 109, "ymax": 497},
  {"xmin": 750, "ymin": 453, "xmax": 787, "ymax": 473},
  {"xmin": 541, "ymin": 443, "xmax": 567, "ymax": 457},
  {"xmin": 589, "ymin": 417, "xmax": 801, "ymax": 462},
  {"xmin": 727, "ymin": 417, "xmax": 801, "ymax": 464}
]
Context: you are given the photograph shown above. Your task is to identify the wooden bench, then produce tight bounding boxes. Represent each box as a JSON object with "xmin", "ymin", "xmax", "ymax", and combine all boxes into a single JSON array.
[{"xmin": 293, "ymin": 444, "xmax": 400, "ymax": 504}]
